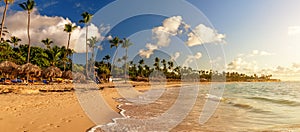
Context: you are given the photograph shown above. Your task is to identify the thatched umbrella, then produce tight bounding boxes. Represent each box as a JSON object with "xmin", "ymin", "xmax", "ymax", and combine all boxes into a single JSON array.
[
  {"xmin": 0, "ymin": 61, "xmax": 19, "ymax": 78},
  {"xmin": 42, "ymin": 66, "xmax": 62, "ymax": 81},
  {"xmin": 17, "ymin": 63, "xmax": 42, "ymax": 82},
  {"xmin": 73, "ymin": 72, "xmax": 86, "ymax": 83},
  {"xmin": 62, "ymin": 70, "xmax": 72, "ymax": 79}
]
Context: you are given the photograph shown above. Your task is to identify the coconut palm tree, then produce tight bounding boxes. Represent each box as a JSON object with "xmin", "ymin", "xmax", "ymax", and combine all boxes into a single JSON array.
[
  {"xmin": 41, "ymin": 38, "xmax": 53, "ymax": 49},
  {"xmin": 138, "ymin": 59, "xmax": 144, "ymax": 77},
  {"xmin": 87, "ymin": 36, "xmax": 99, "ymax": 73},
  {"xmin": 79, "ymin": 11, "xmax": 93, "ymax": 78},
  {"xmin": 19, "ymin": 0, "xmax": 35, "ymax": 63},
  {"xmin": 121, "ymin": 38, "xmax": 133, "ymax": 82},
  {"xmin": 109, "ymin": 36, "xmax": 123, "ymax": 59},
  {"xmin": 161, "ymin": 59, "xmax": 167, "ymax": 73},
  {"xmin": 6, "ymin": 36, "xmax": 21, "ymax": 48},
  {"xmin": 0, "ymin": 0, "xmax": 14, "ymax": 41},
  {"xmin": 154, "ymin": 57, "xmax": 160, "ymax": 70},
  {"xmin": 45, "ymin": 46, "xmax": 62, "ymax": 67},
  {"xmin": 103, "ymin": 55, "xmax": 110, "ymax": 64},
  {"xmin": 63, "ymin": 23, "xmax": 77, "ymax": 50}
]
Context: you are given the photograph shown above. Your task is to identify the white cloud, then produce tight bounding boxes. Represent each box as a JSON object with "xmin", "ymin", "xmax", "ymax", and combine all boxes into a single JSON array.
[
  {"xmin": 171, "ymin": 52, "xmax": 180, "ymax": 61},
  {"xmin": 139, "ymin": 16, "xmax": 188, "ymax": 58},
  {"xmin": 152, "ymin": 16, "xmax": 184, "ymax": 47},
  {"xmin": 227, "ymin": 57, "xmax": 258, "ymax": 74},
  {"xmin": 106, "ymin": 35, "xmax": 113, "ymax": 40},
  {"xmin": 186, "ymin": 24, "xmax": 225, "ymax": 46},
  {"xmin": 288, "ymin": 26, "xmax": 300, "ymax": 36},
  {"xmin": 227, "ymin": 50, "xmax": 274, "ymax": 74},
  {"xmin": 138, "ymin": 43, "xmax": 158, "ymax": 58},
  {"xmin": 245, "ymin": 50, "xmax": 274, "ymax": 57},
  {"xmin": 4, "ymin": 9, "xmax": 103, "ymax": 53},
  {"xmin": 42, "ymin": 1, "xmax": 59, "ymax": 9},
  {"xmin": 183, "ymin": 52, "xmax": 202, "ymax": 67},
  {"xmin": 74, "ymin": 23, "xmax": 101, "ymax": 53}
]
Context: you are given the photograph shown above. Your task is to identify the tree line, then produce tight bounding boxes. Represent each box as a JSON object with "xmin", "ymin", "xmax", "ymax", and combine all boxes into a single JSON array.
[{"xmin": 0, "ymin": 0, "xmax": 279, "ymax": 82}]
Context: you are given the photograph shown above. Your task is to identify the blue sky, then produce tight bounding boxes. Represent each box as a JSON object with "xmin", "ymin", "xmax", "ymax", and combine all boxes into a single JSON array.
[{"xmin": 2, "ymin": 0, "xmax": 300, "ymax": 80}]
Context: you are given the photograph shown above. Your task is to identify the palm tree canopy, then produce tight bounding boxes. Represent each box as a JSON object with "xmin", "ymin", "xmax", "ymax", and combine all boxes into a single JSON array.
[
  {"xmin": 109, "ymin": 37, "xmax": 122, "ymax": 48},
  {"xmin": 19, "ymin": 0, "xmax": 35, "ymax": 12},
  {"xmin": 139, "ymin": 59, "xmax": 144, "ymax": 65},
  {"xmin": 103, "ymin": 55, "xmax": 110, "ymax": 61},
  {"xmin": 87, "ymin": 36, "xmax": 98, "ymax": 48},
  {"xmin": 64, "ymin": 23, "xmax": 77, "ymax": 33},
  {"xmin": 122, "ymin": 38, "xmax": 133, "ymax": 49},
  {"xmin": 41, "ymin": 38, "xmax": 53, "ymax": 48},
  {"xmin": 6, "ymin": 36, "xmax": 21, "ymax": 46},
  {"xmin": 79, "ymin": 12, "xmax": 93, "ymax": 24}
]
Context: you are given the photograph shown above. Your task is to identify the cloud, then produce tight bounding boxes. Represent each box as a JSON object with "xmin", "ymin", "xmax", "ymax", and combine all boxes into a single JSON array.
[
  {"xmin": 292, "ymin": 63, "xmax": 300, "ymax": 69},
  {"xmin": 227, "ymin": 57, "xmax": 258, "ymax": 74},
  {"xmin": 183, "ymin": 52, "xmax": 202, "ymax": 67},
  {"xmin": 251, "ymin": 50, "xmax": 273, "ymax": 56},
  {"xmin": 75, "ymin": 3, "xmax": 81, "ymax": 8},
  {"xmin": 138, "ymin": 43, "xmax": 158, "ymax": 58},
  {"xmin": 139, "ymin": 16, "xmax": 187, "ymax": 58},
  {"xmin": 186, "ymin": 24, "xmax": 225, "ymax": 46},
  {"xmin": 288, "ymin": 26, "xmax": 300, "ymax": 36},
  {"xmin": 227, "ymin": 50, "xmax": 274, "ymax": 74},
  {"xmin": 42, "ymin": 1, "xmax": 59, "ymax": 9},
  {"xmin": 171, "ymin": 52, "xmax": 180, "ymax": 61},
  {"xmin": 73, "ymin": 24, "xmax": 102, "ymax": 52},
  {"xmin": 4, "ymin": 9, "xmax": 103, "ymax": 53},
  {"xmin": 138, "ymin": 16, "xmax": 226, "ymax": 60},
  {"xmin": 152, "ymin": 16, "xmax": 184, "ymax": 47}
]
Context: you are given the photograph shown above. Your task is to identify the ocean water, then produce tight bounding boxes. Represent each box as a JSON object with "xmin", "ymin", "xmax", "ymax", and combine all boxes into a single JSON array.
[
  {"xmin": 223, "ymin": 82, "xmax": 300, "ymax": 131},
  {"xmin": 91, "ymin": 82, "xmax": 300, "ymax": 131}
]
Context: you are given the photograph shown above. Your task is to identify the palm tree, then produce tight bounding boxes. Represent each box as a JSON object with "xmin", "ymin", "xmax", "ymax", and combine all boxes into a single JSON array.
[
  {"xmin": 121, "ymin": 38, "xmax": 133, "ymax": 82},
  {"xmin": 19, "ymin": 0, "xmax": 35, "ymax": 63},
  {"xmin": 63, "ymin": 23, "xmax": 77, "ymax": 50},
  {"xmin": 41, "ymin": 38, "xmax": 53, "ymax": 49},
  {"xmin": 6, "ymin": 36, "xmax": 21, "ymax": 48},
  {"xmin": 103, "ymin": 55, "xmax": 110, "ymax": 63},
  {"xmin": 154, "ymin": 57, "xmax": 160, "ymax": 70},
  {"xmin": 161, "ymin": 59, "xmax": 167, "ymax": 72},
  {"xmin": 79, "ymin": 11, "xmax": 93, "ymax": 78},
  {"xmin": 87, "ymin": 36, "xmax": 99, "ymax": 73},
  {"xmin": 45, "ymin": 46, "xmax": 62, "ymax": 67},
  {"xmin": 109, "ymin": 36, "xmax": 123, "ymax": 59},
  {"xmin": 167, "ymin": 61, "xmax": 174, "ymax": 71},
  {"xmin": 0, "ymin": 0, "xmax": 14, "ymax": 41},
  {"xmin": 138, "ymin": 59, "xmax": 144, "ymax": 77}
]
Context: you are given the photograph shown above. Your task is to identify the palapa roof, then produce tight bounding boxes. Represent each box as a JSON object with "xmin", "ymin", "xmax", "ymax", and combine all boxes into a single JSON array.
[
  {"xmin": 42, "ymin": 66, "xmax": 62, "ymax": 78},
  {"xmin": 62, "ymin": 70, "xmax": 72, "ymax": 79},
  {"xmin": 0, "ymin": 61, "xmax": 19, "ymax": 74},
  {"xmin": 17, "ymin": 63, "xmax": 42, "ymax": 77}
]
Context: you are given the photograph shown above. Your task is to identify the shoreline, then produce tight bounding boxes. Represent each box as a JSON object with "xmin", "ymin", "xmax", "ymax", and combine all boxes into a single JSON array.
[{"xmin": 0, "ymin": 81, "xmax": 294, "ymax": 132}]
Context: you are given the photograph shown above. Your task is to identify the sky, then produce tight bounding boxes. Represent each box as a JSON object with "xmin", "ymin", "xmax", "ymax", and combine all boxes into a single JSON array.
[{"xmin": 1, "ymin": 0, "xmax": 300, "ymax": 81}]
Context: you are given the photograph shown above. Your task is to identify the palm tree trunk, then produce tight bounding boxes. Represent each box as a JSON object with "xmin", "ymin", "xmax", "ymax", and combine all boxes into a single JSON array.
[
  {"xmin": 124, "ymin": 48, "xmax": 128, "ymax": 83},
  {"xmin": 27, "ymin": 12, "xmax": 31, "ymax": 63},
  {"xmin": 85, "ymin": 25, "xmax": 89, "ymax": 79},
  {"xmin": 67, "ymin": 33, "xmax": 71, "ymax": 50},
  {"xmin": 63, "ymin": 33, "xmax": 72, "ymax": 71},
  {"xmin": 0, "ymin": 3, "xmax": 8, "ymax": 41}
]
